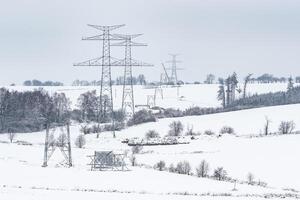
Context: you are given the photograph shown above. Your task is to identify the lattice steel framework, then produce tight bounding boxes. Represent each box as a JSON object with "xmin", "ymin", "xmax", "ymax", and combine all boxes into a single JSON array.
[
  {"xmin": 42, "ymin": 123, "xmax": 72, "ymax": 167},
  {"xmin": 112, "ymin": 34, "xmax": 152, "ymax": 117},
  {"xmin": 166, "ymin": 54, "xmax": 183, "ymax": 85},
  {"xmin": 74, "ymin": 24, "xmax": 125, "ymax": 124}
]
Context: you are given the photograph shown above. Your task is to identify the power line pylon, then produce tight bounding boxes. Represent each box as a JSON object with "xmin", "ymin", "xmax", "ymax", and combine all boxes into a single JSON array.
[
  {"xmin": 112, "ymin": 34, "xmax": 152, "ymax": 117},
  {"xmin": 166, "ymin": 54, "xmax": 183, "ymax": 85},
  {"xmin": 42, "ymin": 123, "xmax": 72, "ymax": 167},
  {"xmin": 74, "ymin": 24, "xmax": 125, "ymax": 137}
]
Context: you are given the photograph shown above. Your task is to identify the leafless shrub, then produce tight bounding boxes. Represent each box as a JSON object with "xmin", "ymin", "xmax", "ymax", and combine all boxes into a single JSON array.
[
  {"xmin": 154, "ymin": 160, "xmax": 166, "ymax": 171},
  {"xmin": 131, "ymin": 145, "xmax": 143, "ymax": 154},
  {"xmin": 196, "ymin": 160, "xmax": 210, "ymax": 177},
  {"xmin": 75, "ymin": 134, "xmax": 86, "ymax": 148},
  {"xmin": 145, "ymin": 130, "xmax": 159, "ymax": 139},
  {"xmin": 247, "ymin": 172, "xmax": 255, "ymax": 185},
  {"xmin": 220, "ymin": 126, "xmax": 234, "ymax": 134},
  {"xmin": 213, "ymin": 167, "xmax": 227, "ymax": 181},
  {"xmin": 176, "ymin": 161, "xmax": 191, "ymax": 175},
  {"xmin": 279, "ymin": 121, "xmax": 295, "ymax": 134},
  {"xmin": 204, "ymin": 130, "xmax": 215, "ymax": 136},
  {"xmin": 168, "ymin": 121, "xmax": 184, "ymax": 136}
]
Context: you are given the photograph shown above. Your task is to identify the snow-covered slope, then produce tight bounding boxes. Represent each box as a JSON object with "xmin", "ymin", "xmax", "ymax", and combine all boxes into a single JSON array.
[
  {"xmin": 1, "ymin": 104, "xmax": 300, "ymax": 199},
  {"xmin": 4, "ymin": 83, "xmax": 294, "ymax": 109}
]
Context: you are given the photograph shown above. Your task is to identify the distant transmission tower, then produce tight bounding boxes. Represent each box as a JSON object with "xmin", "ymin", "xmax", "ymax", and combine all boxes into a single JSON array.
[
  {"xmin": 166, "ymin": 54, "xmax": 183, "ymax": 85},
  {"xmin": 74, "ymin": 24, "xmax": 125, "ymax": 129},
  {"xmin": 42, "ymin": 123, "xmax": 72, "ymax": 167},
  {"xmin": 112, "ymin": 34, "xmax": 152, "ymax": 117}
]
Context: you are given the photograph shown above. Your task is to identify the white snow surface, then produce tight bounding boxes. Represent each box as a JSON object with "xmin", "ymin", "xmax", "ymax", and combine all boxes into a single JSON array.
[
  {"xmin": 4, "ymin": 83, "xmax": 295, "ymax": 109},
  {"xmin": 0, "ymin": 84, "xmax": 300, "ymax": 199}
]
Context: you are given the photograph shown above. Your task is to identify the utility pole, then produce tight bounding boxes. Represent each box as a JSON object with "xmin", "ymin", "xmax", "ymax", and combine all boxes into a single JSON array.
[{"xmin": 112, "ymin": 34, "xmax": 152, "ymax": 117}]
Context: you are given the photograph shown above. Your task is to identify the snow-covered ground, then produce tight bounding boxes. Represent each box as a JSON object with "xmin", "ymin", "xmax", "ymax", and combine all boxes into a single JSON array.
[
  {"xmin": 1, "ymin": 104, "xmax": 300, "ymax": 199},
  {"xmin": 4, "ymin": 83, "xmax": 295, "ymax": 109},
  {"xmin": 1, "ymin": 83, "xmax": 299, "ymax": 199}
]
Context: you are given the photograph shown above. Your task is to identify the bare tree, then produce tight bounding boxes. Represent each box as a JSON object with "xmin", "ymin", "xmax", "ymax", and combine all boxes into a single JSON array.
[
  {"xmin": 8, "ymin": 131, "xmax": 16, "ymax": 143},
  {"xmin": 130, "ymin": 155, "xmax": 137, "ymax": 166},
  {"xmin": 243, "ymin": 74, "xmax": 253, "ymax": 99},
  {"xmin": 132, "ymin": 145, "xmax": 143, "ymax": 154},
  {"xmin": 154, "ymin": 160, "xmax": 166, "ymax": 171},
  {"xmin": 264, "ymin": 116, "xmax": 271, "ymax": 135},
  {"xmin": 75, "ymin": 134, "xmax": 86, "ymax": 148},
  {"xmin": 247, "ymin": 172, "xmax": 255, "ymax": 185},
  {"xmin": 205, "ymin": 74, "xmax": 215, "ymax": 84},
  {"xmin": 185, "ymin": 124, "xmax": 195, "ymax": 136},
  {"xmin": 168, "ymin": 121, "xmax": 184, "ymax": 136},
  {"xmin": 217, "ymin": 78, "xmax": 226, "ymax": 108},
  {"xmin": 176, "ymin": 161, "xmax": 191, "ymax": 175},
  {"xmin": 213, "ymin": 167, "xmax": 227, "ymax": 181},
  {"xmin": 279, "ymin": 121, "xmax": 295, "ymax": 134},
  {"xmin": 145, "ymin": 130, "xmax": 159, "ymax": 139},
  {"xmin": 196, "ymin": 160, "xmax": 210, "ymax": 177},
  {"xmin": 169, "ymin": 163, "xmax": 176, "ymax": 173}
]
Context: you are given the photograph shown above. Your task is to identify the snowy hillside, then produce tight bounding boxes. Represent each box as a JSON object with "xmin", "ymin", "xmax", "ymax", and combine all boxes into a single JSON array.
[
  {"xmin": 1, "ymin": 104, "xmax": 300, "ymax": 199},
  {"xmin": 4, "ymin": 83, "xmax": 295, "ymax": 109}
]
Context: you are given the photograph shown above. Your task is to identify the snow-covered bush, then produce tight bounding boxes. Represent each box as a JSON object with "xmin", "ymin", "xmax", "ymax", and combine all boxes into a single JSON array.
[
  {"xmin": 176, "ymin": 161, "xmax": 191, "ymax": 175},
  {"xmin": 130, "ymin": 155, "xmax": 137, "ymax": 166},
  {"xmin": 168, "ymin": 163, "xmax": 176, "ymax": 173},
  {"xmin": 213, "ymin": 167, "xmax": 227, "ymax": 181},
  {"xmin": 145, "ymin": 130, "xmax": 159, "ymax": 139},
  {"xmin": 278, "ymin": 121, "xmax": 295, "ymax": 134},
  {"xmin": 154, "ymin": 160, "xmax": 166, "ymax": 171},
  {"xmin": 196, "ymin": 160, "xmax": 210, "ymax": 177},
  {"xmin": 127, "ymin": 109, "xmax": 156, "ymax": 126},
  {"xmin": 204, "ymin": 130, "xmax": 215, "ymax": 136},
  {"xmin": 75, "ymin": 134, "xmax": 86, "ymax": 148},
  {"xmin": 163, "ymin": 108, "xmax": 184, "ymax": 118},
  {"xmin": 247, "ymin": 172, "xmax": 255, "ymax": 185},
  {"xmin": 80, "ymin": 125, "xmax": 91, "ymax": 135},
  {"xmin": 168, "ymin": 121, "xmax": 184, "ymax": 136},
  {"xmin": 131, "ymin": 145, "xmax": 143, "ymax": 154},
  {"xmin": 185, "ymin": 125, "xmax": 196, "ymax": 136},
  {"xmin": 220, "ymin": 126, "xmax": 235, "ymax": 134}
]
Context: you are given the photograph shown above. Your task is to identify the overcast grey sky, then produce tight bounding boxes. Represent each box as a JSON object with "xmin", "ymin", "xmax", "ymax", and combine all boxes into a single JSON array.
[{"xmin": 1, "ymin": 0, "xmax": 300, "ymax": 85}]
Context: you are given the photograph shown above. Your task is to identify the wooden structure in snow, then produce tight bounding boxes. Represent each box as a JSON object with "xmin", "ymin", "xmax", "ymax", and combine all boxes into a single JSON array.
[{"xmin": 88, "ymin": 151, "xmax": 128, "ymax": 171}]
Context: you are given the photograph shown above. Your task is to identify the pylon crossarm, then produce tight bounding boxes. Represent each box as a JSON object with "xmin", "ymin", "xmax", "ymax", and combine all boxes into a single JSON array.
[
  {"xmin": 111, "ymin": 41, "xmax": 147, "ymax": 46},
  {"xmin": 113, "ymin": 33, "xmax": 143, "ymax": 39},
  {"xmin": 130, "ymin": 59, "xmax": 153, "ymax": 66},
  {"xmin": 83, "ymin": 34, "xmax": 124, "ymax": 41},
  {"xmin": 87, "ymin": 24, "xmax": 125, "ymax": 31}
]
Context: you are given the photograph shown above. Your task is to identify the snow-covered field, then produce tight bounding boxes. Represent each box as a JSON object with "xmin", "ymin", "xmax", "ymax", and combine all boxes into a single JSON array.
[
  {"xmin": 1, "ymin": 103, "xmax": 300, "ymax": 199},
  {"xmin": 1, "ymin": 84, "xmax": 299, "ymax": 199},
  {"xmin": 4, "ymin": 83, "xmax": 295, "ymax": 109}
]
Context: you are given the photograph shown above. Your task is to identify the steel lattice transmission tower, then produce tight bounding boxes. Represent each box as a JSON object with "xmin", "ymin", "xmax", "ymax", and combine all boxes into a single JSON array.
[
  {"xmin": 74, "ymin": 24, "xmax": 125, "ymax": 123},
  {"xmin": 112, "ymin": 34, "xmax": 152, "ymax": 117},
  {"xmin": 166, "ymin": 54, "xmax": 183, "ymax": 85},
  {"xmin": 42, "ymin": 123, "xmax": 72, "ymax": 167}
]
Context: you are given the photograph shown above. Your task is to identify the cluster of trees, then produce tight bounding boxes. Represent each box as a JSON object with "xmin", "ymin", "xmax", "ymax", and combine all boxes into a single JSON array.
[
  {"xmin": 0, "ymin": 88, "xmax": 70, "ymax": 133},
  {"xmin": 72, "ymin": 74, "xmax": 147, "ymax": 86},
  {"xmin": 115, "ymin": 74, "xmax": 146, "ymax": 85},
  {"xmin": 227, "ymin": 85, "xmax": 300, "ymax": 109},
  {"xmin": 23, "ymin": 80, "xmax": 63, "ymax": 86},
  {"xmin": 217, "ymin": 73, "xmax": 239, "ymax": 108},
  {"xmin": 154, "ymin": 159, "xmax": 263, "ymax": 186},
  {"xmin": 155, "ymin": 159, "xmax": 228, "ymax": 181}
]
